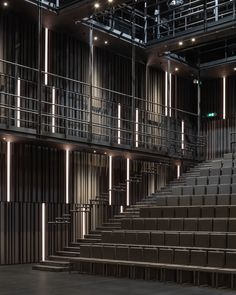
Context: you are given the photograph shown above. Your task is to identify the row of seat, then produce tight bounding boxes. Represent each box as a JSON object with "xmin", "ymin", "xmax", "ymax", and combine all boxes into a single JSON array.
[
  {"xmin": 186, "ymin": 175, "xmax": 236, "ymax": 186},
  {"xmin": 154, "ymin": 194, "xmax": 236, "ymax": 206},
  {"xmin": 200, "ymin": 167, "xmax": 236, "ymax": 177},
  {"xmin": 101, "ymin": 231, "xmax": 236, "ymax": 249},
  {"xmin": 80, "ymin": 244, "xmax": 236, "ymax": 269},
  {"xmin": 140, "ymin": 205, "xmax": 236, "ymax": 218},
  {"xmin": 120, "ymin": 218, "xmax": 236, "ymax": 232},
  {"xmin": 173, "ymin": 184, "xmax": 236, "ymax": 196}
]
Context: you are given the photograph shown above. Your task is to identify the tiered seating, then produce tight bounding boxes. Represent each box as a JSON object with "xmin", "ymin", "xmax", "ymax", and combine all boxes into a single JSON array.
[{"xmin": 70, "ymin": 153, "xmax": 236, "ymax": 289}]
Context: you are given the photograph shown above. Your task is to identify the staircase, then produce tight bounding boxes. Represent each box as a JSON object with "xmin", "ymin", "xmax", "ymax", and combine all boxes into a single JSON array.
[{"xmin": 33, "ymin": 158, "xmax": 214, "ymax": 272}]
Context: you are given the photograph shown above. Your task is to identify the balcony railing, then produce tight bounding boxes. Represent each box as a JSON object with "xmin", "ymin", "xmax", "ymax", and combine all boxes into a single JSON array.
[{"xmin": 0, "ymin": 58, "xmax": 206, "ymax": 160}]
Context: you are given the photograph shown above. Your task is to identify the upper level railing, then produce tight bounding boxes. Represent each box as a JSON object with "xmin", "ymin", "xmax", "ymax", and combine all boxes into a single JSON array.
[
  {"xmin": 80, "ymin": 0, "xmax": 236, "ymax": 46},
  {"xmin": 0, "ymin": 58, "xmax": 206, "ymax": 160}
]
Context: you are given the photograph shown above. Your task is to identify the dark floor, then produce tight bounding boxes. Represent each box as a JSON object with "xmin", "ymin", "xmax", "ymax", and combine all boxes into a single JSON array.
[{"xmin": 0, "ymin": 265, "xmax": 235, "ymax": 295}]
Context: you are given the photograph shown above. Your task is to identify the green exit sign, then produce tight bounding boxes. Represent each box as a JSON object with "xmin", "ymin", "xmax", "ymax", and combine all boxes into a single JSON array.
[{"xmin": 207, "ymin": 112, "xmax": 217, "ymax": 118}]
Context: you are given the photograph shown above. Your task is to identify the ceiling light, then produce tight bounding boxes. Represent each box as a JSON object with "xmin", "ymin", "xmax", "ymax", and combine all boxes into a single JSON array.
[
  {"xmin": 175, "ymin": 67, "xmax": 179, "ymax": 71},
  {"xmin": 94, "ymin": 36, "xmax": 98, "ymax": 41},
  {"xmin": 104, "ymin": 152, "xmax": 107, "ymax": 155},
  {"xmin": 3, "ymin": 2, "xmax": 8, "ymax": 6},
  {"xmin": 191, "ymin": 38, "xmax": 196, "ymax": 42},
  {"xmin": 94, "ymin": 2, "xmax": 100, "ymax": 8},
  {"xmin": 104, "ymin": 40, "xmax": 108, "ymax": 45},
  {"xmin": 179, "ymin": 41, "xmax": 183, "ymax": 46},
  {"xmin": 108, "ymin": 0, "xmax": 113, "ymax": 2},
  {"xmin": 3, "ymin": 137, "xmax": 6, "ymax": 140},
  {"xmin": 93, "ymin": 150, "xmax": 96, "ymax": 153},
  {"xmin": 234, "ymin": 68, "xmax": 236, "ymax": 71}
]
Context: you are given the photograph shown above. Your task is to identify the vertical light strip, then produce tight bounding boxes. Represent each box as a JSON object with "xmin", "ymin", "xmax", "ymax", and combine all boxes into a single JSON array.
[
  {"xmin": 177, "ymin": 164, "xmax": 181, "ymax": 179},
  {"xmin": 165, "ymin": 71, "xmax": 168, "ymax": 116},
  {"xmin": 42, "ymin": 203, "xmax": 45, "ymax": 262},
  {"xmin": 52, "ymin": 87, "xmax": 55, "ymax": 133},
  {"xmin": 82, "ymin": 208, "xmax": 86, "ymax": 239},
  {"xmin": 16, "ymin": 78, "xmax": 21, "ymax": 127},
  {"xmin": 44, "ymin": 27, "xmax": 48, "ymax": 85},
  {"xmin": 7, "ymin": 141, "xmax": 11, "ymax": 202},
  {"xmin": 135, "ymin": 108, "xmax": 139, "ymax": 148},
  {"xmin": 223, "ymin": 76, "xmax": 226, "ymax": 120},
  {"xmin": 169, "ymin": 73, "xmax": 172, "ymax": 117},
  {"xmin": 118, "ymin": 103, "xmax": 121, "ymax": 144},
  {"xmin": 181, "ymin": 120, "xmax": 185, "ymax": 150},
  {"xmin": 109, "ymin": 155, "xmax": 112, "ymax": 205},
  {"xmin": 66, "ymin": 149, "xmax": 69, "ymax": 204},
  {"xmin": 126, "ymin": 158, "xmax": 130, "ymax": 207},
  {"xmin": 120, "ymin": 205, "xmax": 124, "ymax": 213}
]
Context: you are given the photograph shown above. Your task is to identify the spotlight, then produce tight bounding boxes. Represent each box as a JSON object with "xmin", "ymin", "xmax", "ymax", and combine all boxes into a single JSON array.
[
  {"xmin": 3, "ymin": 2, "xmax": 8, "ymax": 6},
  {"xmin": 108, "ymin": 0, "xmax": 113, "ymax": 2},
  {"xmin": 93, "ymin": 150, "xmax": 96, "ymax": 153},
  {"xmin": 94, "ymin": 36, "xmax": 98, "ymax": 41},
  {"xmin": 175, "ymin": 67, "xmax": 179, "ymax": 72},
  {"xmin": 179, "ymin": 41, "xmax": 183, "ymax": 46},
  {"xmin": 94, "ymin": 2, "xmax": 100, "ymax": 8},
  {"xmin": 104, "ymin": 152, "xmax": 107, "ymax": 155},
  {"xmin": 191, "ymin": 38, "xmax": 196, "ymax": 42},
  {"xmin": 234, "ymin": 68, "xmax": 236, "ymax": 71},
  {"xmin": 3, "ymin": 137, "xmax": 6, "ymax": 140},
  {"xmin": 104, "ymin": 40, "xmax": 108, "ymax": 45}
]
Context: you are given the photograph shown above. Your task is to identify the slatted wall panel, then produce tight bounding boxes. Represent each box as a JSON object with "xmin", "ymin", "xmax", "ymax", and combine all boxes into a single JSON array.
[
  {"xmin": 202, "ymin": 117, "xmax": 236, "ymax": 159},
  {"xmin": 70, "ymin": 152, "xmax": 109, "ymax": 204},
  {"xmin": 10, "ymin": 143, "xmax": 65, "ymax": 203}
]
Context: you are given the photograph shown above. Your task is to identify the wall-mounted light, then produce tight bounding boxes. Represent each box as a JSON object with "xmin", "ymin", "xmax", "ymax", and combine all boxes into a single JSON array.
[
  {"xmin": 181, "ymin": 120, "xmax": 185, "ymax": 150},
  {"xmin": 16, "ymin": 78, "xmax": 21, "ymax": 128},
  {"xmin": 52, "ymin": 87, "xmax": 55, "ymax": 133},
  {"xmin": 7, "ymin": 141, "xmax": 11, "ymax": 202},
  {"xmin": 126, "ymin": 158, "xmax": 130, "ymax": 207},
  {"xmin": 165, "ymin": 72, "xmax": 168, "ymax": 116},
  {"xmin": 66, "ymin": 150, "xmax": 69, "ymax": 204},
  {"xmin": 109, "ymin": 155, "xmax": 112, "ymax": 205},
  {"xmin": 135, "ymin": 108, "xmax": 139, "ymax": 148},
  {"xmin": 42, "ymin": 203, "xmax": 45, "ymax": 261},
  {"xmin": 44, "ymin": 28, "xmax": 49, "ymax": 85},
  {"xmin": 177, "ymin": 164, "xmax": 181, "ymax": 179},
  {"xmin": 118, "ymin": 103, "xmax": 121, "ymax": 144},
  {"xmin": 223, "ymin": 76, "xmax": 226, "ymax": 120}
]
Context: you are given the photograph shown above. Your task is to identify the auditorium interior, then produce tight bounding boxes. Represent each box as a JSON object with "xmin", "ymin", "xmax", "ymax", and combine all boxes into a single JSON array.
[{"xmin": 1, "ymin": 0, "xmax": 236, "ymax": 294}]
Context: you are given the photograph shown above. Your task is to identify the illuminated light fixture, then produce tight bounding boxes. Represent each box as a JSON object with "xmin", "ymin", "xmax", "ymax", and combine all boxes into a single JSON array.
[
  {"xmin": 223, "ymin": 76, "xmax": 226, "ymax": 120},
  {"xmin": 42, "ymin": 203, "xmax": 46, "ymax": 262},
  {"xmin": 118, "ymin": 103, "xmax": 121, "ymax": 144},
  {"xmin": 16, "ymin": 77, "xmax": 21, "ymax": 128},
  {"xmin": 93, "ymin": 150, "xmax": 96, "ymax": 153},
  {"xmin": 181, "ymin": 120, "xmax": 185, "ymax": 150},
  {"xmin": 126, "ymin": 158, "xmax": 130, "ymax": 207},
  {"xmin": 108, "ymin": 0, "xmax": 113, "ymax": 2},
  {"xmin": 3, "ymin": 137, "xmax": 6, "ymax": 140},
  {"xmin": 44, "ymin": 28, "xmax": 49, "ymax": 85},
  {"xmin": 3, "ymin": 2, "xmax": 8, "ymax": 6},
  {"xmin": 175, "ymin": 67, "xmax": 179, "ymax": 72},
  {"xmin": 165, "ymin": 72, "xmax": 168, "ymax": 116},
  {"xmin": 104, "ymin": 40, "xmax": 108, "ymax": 45},
  {"xmin": 120, "ymin": 205, "xmax": 123, "ymax": 213},
  {"xmin": 191, "ymin": 38, "xmax": 196, "ymax": 42},
  {"xmin": 234, "ymin": 68, "xmax": 236, "ymax": 71},
  {"xmin": 168, "ymin": 0, "xmax": 184, "ymax": 7},
  {"xmin": 7, "ymin": 141, "xmax": 11, "ymax": 202},
  {"xmin": 207, "ymin": 112, "xmax": 217, "ymax": 118},
  {"xmin": 109, "ymin": 155, "xmax": 112, "ymax": 205},
  {"xmin": 169, "ymin": 73, "xmax": 172, "ymax": 117},
  {"xmin": 135, "ymin": 108, "xmax": 139, "ymax": 148},
  {"xmin": 178, "ymin": 41, "xmax": 183, "ymax": 46},
  {"xmin": 94, "ymin": 2, "xmax": 100, "ymax": 8},
  {"xmin": 104, "ymin": 152, "xmax": 107, "ymax": 155},
  {"xmin": 94, "ymin": 36, "xmax": 98, "ymax": 41},
  {"xmin": 66, "ymin": 149, "xmax": 69, "ymax": 204},
  {"xmin": 52, "ymin": 87, "xmax": 55, "ymax": 133},
  {"xmin": 177, "ymin": 164, "xmax": 181, "ymax": 179},
  {"xmin": 82, "ymin": 207, "xmax": 86, "ymax": 238}
]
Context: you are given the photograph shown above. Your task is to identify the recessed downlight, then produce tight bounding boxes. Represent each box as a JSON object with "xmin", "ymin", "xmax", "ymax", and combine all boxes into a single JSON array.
[
  {"xmin": 3, "ymin": 2, "xmax": 8, "ymax": 6},
  {"xmin": 104, "ymin": 40, "xmax": 108, "ymax": 45},
  {"xmin": 94, "ymin": 36, "xmax": 98, "ymax": 41},
  {"xmin": 191, "ymin": 38, "xmax": 196, "ymax": 42},
  {"xmin": 179, "ymin": 41, "xmax": 183, "ymax": 46},
  {"xmin": 94, "ymin": 2, "xmax": 100, "ymax": 8},
  {"xmin": 175, "ymin": 67, "xmax": 179, "ymax": 72}
]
